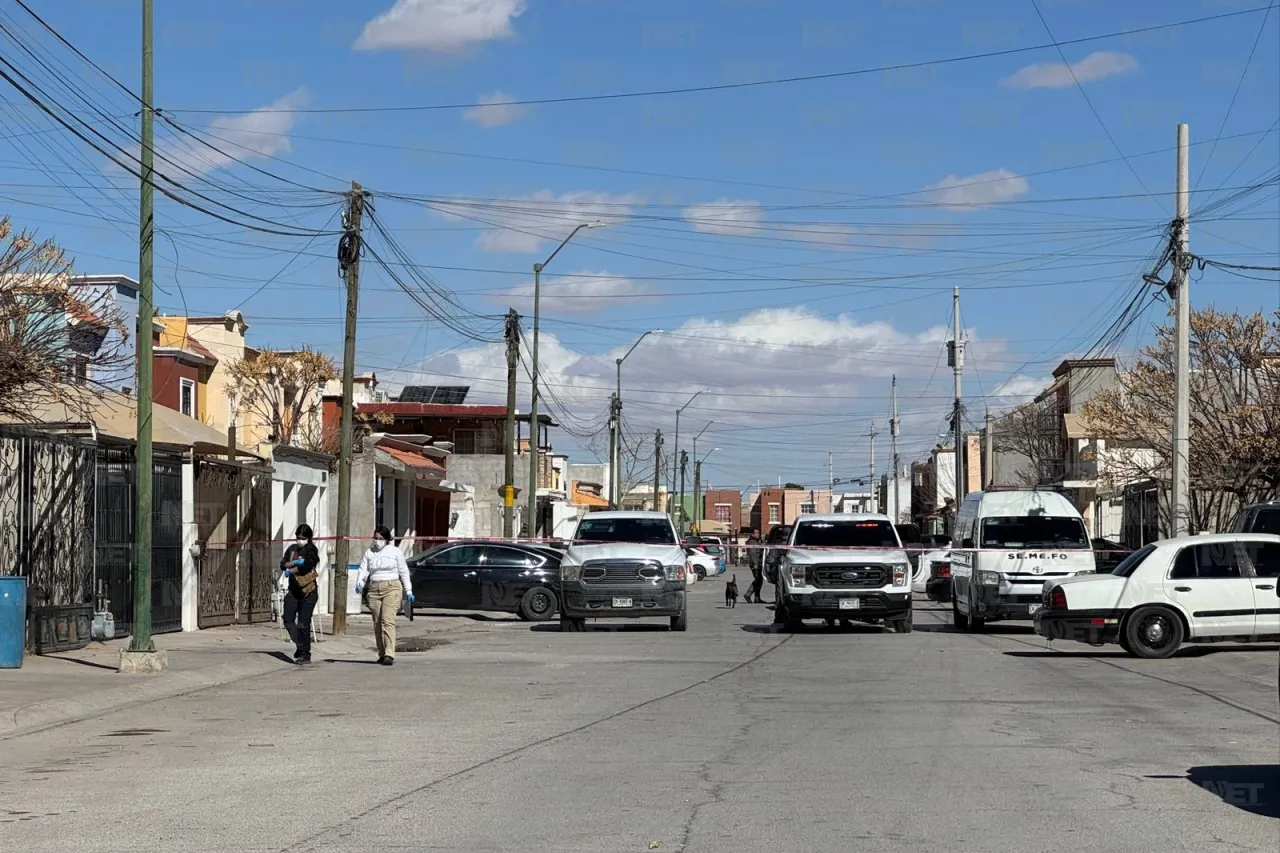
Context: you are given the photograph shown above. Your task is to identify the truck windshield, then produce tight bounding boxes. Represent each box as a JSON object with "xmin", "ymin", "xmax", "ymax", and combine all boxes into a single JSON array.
[
  {"xmin": 575, "ymin": 517, "xmax": 677, "ymax": 545},
  {"xmin": 792, "ymin": 520, "xmax": 899, "ymax": 548},
  {"xmin": 980, "ymin": 516, "xmax": 1089, "ymax": 549}
]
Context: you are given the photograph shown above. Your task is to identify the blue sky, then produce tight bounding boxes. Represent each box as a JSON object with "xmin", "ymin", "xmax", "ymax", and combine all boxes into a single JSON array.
[{"xmin": 3, "ymin": 0, "xmax": 1278, "ymax": 493}]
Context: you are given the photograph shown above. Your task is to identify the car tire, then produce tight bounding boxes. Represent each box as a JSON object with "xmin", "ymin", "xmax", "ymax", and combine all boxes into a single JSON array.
[
  {"xmin": 952, "ymin": 597, "xmax": 969, "ymax": 630},
  {"xmin": 695, "ymin": 565, "xmax": 706, "ymax": 580},
  {"xmin": 1122, "ymin": 606, "xmax": 1184, "ymax": 659},
  {"xmin": 519, "ymin": 587, "xmax": 557, "ymax": 622},
  {"xmin": 559, "ymin": 616, "xmax": 586, "ymax": 633},
  {"xmin": 670, "ymin": 610, "xmax": 688, "ymax": 632},
  {"xmin": 890, "ymin": 610, "xmax": 914, "ymax": 634}
]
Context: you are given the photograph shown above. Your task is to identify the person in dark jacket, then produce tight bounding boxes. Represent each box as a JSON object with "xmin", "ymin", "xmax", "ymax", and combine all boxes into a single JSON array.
[
  {"xmin": 744, "ymin": 529, "xmax": 764, "ymax": 603},
  {"xmin": 280, "ymin": 523, "xmax": 321, "ymax": 664}
]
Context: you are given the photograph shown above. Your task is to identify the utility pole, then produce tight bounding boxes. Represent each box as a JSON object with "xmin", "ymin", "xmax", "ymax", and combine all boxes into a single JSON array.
[
  {"xmin": 502, "ymin": 309, "xmax": 519, "ymax": 538},
  {"xmin": 123, "ymin": 0, "xmax": 158, "ymax": 670},
  {"xmin": 693, "ymin": 460, "xmax": 702, "ymax": 530},
  {"xmin": 678, "ymin": 450, "xmax": 689, "ymax": 535},
  {"xmin": 868, "ymin": 422, "xmax": 878, "ymax": 513},
  {"xmin": 1171, "ymin": 123, "xmax": 1191, "ymax": 537},
  {"xmin": 949, "ymin": 286, "xmax": 966, "ymax": 507},
  {"xmin": 652, "ymin": 430, "xmax": 663, "ymax": 510},
  {"xmin": 606, "ymin": 393, "xmax": 618, "ymax": 508},
  {"xmin": 890, "ymin": 376, "xmax": 900, "ymax": 522},
  {"xmin": 828, "ymin": 451, "xmax": 834, "ymax": 495},
  {"xmin": 332, "ymin": 182, "xmax": 366, "ymax": 636},
  {"xmin": 983, "ymin": 408, "xmax": 994, "ymax": 490}
]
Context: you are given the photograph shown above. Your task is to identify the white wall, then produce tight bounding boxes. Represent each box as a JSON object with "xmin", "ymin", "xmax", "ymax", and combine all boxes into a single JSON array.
[{"xmin": 272, "ymin": 453, "xmax": 332, "ymax": 614}]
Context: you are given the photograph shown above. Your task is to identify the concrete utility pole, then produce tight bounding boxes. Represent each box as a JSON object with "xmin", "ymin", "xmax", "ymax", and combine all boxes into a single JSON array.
[
  {"xmin": 890, "ymin": 376, "xmax": 900, "ymax": 522},
  {"xmin": 678, "ymin": 450, "xmax": 689, "ymax": 535},
  {"xmin": 502, "ymin": 309, "xmax": 519, "ymax": 538},
  {"xmin": 606, "ymin": 393, "xmax": 618, "ymax": 508},
  {"xmin": 652, "ymin": 429, "xmax": 663, "ymax": 510},
  {"xmin": 949, "ymin": 287, "xmax": 966, "ymax": 506},
  {"xmin": 529, "ymin": 222, "xmax": 603, "ymax": 536},
  {"xmin": 123, "ymin": 0, "xmax": 159, "ymax": 671},
  {"xmin": 613, "ymin": 330, "xmax": 658, "ymax": 507},
  {"xmin": 332, "ymin": 182, "xmax": 366, "ymax": 636},
  {"xmin": 1171, "ymin": 123, "xmax": 1191, "ymax": 537},
  {"xmin": 671, "ymin": 391, "xmax": 703, "ymax": 525},
  {"xmin": 868, "ymin": 422, "xmax": 878, "ymax": 513},
  {"xmin": 983, "ymin": 408, "xmax": 994, "ymax": 490}
]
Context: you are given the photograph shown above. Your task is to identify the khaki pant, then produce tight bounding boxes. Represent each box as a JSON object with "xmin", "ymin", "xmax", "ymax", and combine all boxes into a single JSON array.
[{"xmin": 366, "ymin": 580, "xmax": 403, "ymax": 659}]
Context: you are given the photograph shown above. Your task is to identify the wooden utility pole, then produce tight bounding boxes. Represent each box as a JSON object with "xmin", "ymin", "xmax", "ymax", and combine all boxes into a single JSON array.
[
  {"xmin": 503, "ymin": 309, "xmax": 519, "ymax": 538},
  {"xmin": 949, "ymin": 287, "xmax": 965, "ymax": 506},
  {"xmin": 606, "ymin": 393, "xmax": 618, "ymax": 508},
  {"xmin": 126, "ymin": 0, "xmax": 157, "ymax": 665},
  {"xmin": 332, "ymin": 182, "xmax": 366, "ymax": 636},
  {"xmin": 868, "ymin": 421, "xmax": 878, "ymax": 513},
  {"xmin": 678, "ymin": 450, "xmax": 688, "ymax": 534},
  {"xmin": 983, "ymin": 408, "xmax": 994, "ymax": 490},
  {"xmin": 652, "ymin": 430, "xmax": 663, "ymax": 510},
  {"xmin": 890, "ymin": 376, "xmax": 900, "ymax": 522}
]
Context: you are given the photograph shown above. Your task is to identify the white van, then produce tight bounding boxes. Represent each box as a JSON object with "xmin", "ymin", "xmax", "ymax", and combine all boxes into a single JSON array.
[{"xmin": 950, "ymin": 488, "xmax": 1096, "ymax": 631}]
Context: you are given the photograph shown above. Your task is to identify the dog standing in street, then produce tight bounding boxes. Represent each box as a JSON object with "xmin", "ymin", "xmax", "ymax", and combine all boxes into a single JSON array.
[{"xmin": 725, "ymin": 575, "xmax": 739, "ymax": 608}]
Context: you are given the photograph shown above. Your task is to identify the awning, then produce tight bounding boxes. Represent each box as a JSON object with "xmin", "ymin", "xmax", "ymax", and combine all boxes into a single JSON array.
[
  {"xmin": 1063, "ymin": 413, "xmax": 1089, "ymax": 440},
  {"xmin": 376, "ymin": 445, "xmax": 446, "ymax": 478}
]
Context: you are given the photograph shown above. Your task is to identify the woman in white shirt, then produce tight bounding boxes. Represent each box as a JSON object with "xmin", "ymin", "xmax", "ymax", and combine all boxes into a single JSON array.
[{"xmin": 354, "ymin": 526, "xmax": 414, "ymax": 666}]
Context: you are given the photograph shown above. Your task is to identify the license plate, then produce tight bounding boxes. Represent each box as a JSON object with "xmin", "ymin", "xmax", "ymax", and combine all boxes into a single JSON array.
[
  {"xmin": 1030, "ymin": 604, "xmax": 1040, "ymax": 615},
  {"xmin": 612, "ymin": 597, "xmax": 633, "ymax": 608},
  {"xmin": 839, "ymin": 598, "xmax": 860, "ymax": 610}
]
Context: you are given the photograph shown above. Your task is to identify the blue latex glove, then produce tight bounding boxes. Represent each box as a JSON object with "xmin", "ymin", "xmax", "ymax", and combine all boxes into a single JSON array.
[
  {"xmin": 355, "ymin": 584, "xmax": 364, "ymax": 595},
  {"xmin": 406, "ymin": 593, "xmax": 415, "ymax": 603},
  {"xmin": 282, "ymin": 569, "xmax": 293, "ymax": 577},
  {"xmin": 292, "ymin": 558, "xmax": 305, "ymax": 567}
]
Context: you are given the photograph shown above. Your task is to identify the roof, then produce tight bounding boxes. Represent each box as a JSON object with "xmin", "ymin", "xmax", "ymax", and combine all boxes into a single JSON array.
[
  {"xmin": 965, "ymin": 489, "xmax": 1080, "ymax": 516},
  {"xmin": 1052, "ymin": 357, "xmax": 1116, "ymax": 379},
  {"xmin": 794, "ymin": 513, "xmax": 892, "ymax": 523},
  {"xmin": 67, "ymin": 302, "xmax": 107, "ymax": 328},
  {"xmin": 578, "ymin": 510, "xmax": 670, "ymax": 520},
  {"xmin": 358, "ymin": 402, "xmax": 557, "ymax": 425},
  {"xmin": 571, "ymin": 486, "xmax": 609, "ymax": 508},
  {"xmin": 379, "ymin": 445, "xmax": 446, "ymax": 474}
]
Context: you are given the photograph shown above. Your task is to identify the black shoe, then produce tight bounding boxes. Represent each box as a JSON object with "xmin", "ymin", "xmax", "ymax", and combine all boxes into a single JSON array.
[
  {"xmin": 380, "ymin": 657, "xmax": 394, "ymax": 666},
  {"xmin": 376, "ymin": 655, "xmax": 387, "ymax": 665},
  {"xmin": 295, "ymin": 656, "xmax": 312, "ymax": 665}
]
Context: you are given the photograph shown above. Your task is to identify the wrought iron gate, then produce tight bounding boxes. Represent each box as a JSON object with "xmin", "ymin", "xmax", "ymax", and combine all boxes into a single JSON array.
[
  {"xmin": 0, "ymin": 426, "xmax": 94, "ymax": 606},
  {"xmin": 196, "ymin": 459, "xmax": 273, "ymax": 628},
  {"xmin": 95, "ymin": 445, "xmax": 184, "ymax": 635}
]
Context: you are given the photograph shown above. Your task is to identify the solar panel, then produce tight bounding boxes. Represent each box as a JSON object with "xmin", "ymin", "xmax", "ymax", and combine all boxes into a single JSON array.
[{"xmin": 398, "ymin": 385, "xmax": 470, "ymax": 404}]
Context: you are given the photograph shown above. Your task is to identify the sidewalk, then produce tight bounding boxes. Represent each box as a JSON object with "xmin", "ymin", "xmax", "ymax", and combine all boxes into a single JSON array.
[{"xmin": 0, "ymin": 609, "xmax": 516, "ymax": 739}]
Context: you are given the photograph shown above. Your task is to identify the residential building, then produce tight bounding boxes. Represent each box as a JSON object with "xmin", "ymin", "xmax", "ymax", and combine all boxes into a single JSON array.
[
  {"xmin": 749, "ymin": 485, "xmax": 832, "ymax": 536},
  {"xmin": 621, "ymin": 483, "xmax": 666, "ymax": 512},
  {"xmin": 71, "ymin": 273, "xmax": 138, "ymax": 391},
  {"xmin": 703, "ymin": 488, "xmax": 742, "ymax": 530},
  {"xmin": 153, "ymin": 316, "xmax": 217, "ymax": 422}
]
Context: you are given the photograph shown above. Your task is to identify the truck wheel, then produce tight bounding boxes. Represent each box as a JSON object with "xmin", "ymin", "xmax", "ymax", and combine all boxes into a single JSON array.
[
  {"xmin": 952, "ymin": 597, "xmax": 969, "ymax": 630},
  {"xmin": 1122, "ymin": 606, "xmax": 1183, "ymax": 659},
  {"xmin": 890, "ymin": 611, "xmax": 914, "ymax": 634},
  {"xmin": 670, "ymin": 610, "xmax": 688, "ymax": 632},
  {"xmin": 967, "ymin": 608, "xmax": 986, "ymax": 632},
  {"xmin": 519, "ymin": 587, "xmax": 557, "ymax": 622},
  {"xmin": 559, "ymin": 616, "xmax": 586, "ymax": 633}
]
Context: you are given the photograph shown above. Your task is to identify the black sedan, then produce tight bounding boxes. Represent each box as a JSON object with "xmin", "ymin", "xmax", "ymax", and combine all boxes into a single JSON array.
[
  {"xmin": 1091, "ymin": 538, "xmax": 1131, "ymax": 573},
  {"xmin": 407, "ymin": 541, "xmax": 562, "ymax": 621}
]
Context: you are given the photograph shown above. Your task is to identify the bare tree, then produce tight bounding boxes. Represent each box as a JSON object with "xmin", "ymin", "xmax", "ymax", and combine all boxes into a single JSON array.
[
  {"xmin": 991, "ymin": 398, "xmax": 1062, "ymax": 486},
  {"xmin": 0, "ymin": 218, "xmax": 128, "ymax": 421},
  {"xmin": 226, "ymin": 348, "xmax": 338, "ymax": 452},
  {"xmin": 1082, "ymin": 308, "xmax": 1280, "ymax": 534},
  {"xmin": 585, "ymin": 427, "xmax": 655, "ymax": 500}
]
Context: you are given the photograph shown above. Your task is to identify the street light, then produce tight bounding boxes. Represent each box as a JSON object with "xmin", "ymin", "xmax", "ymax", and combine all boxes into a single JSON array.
[
  {"xmin": 611, "ymin": 329, "xmax": 662, "ymax": 507},
  {"xmin": 528, "ymin": 221, "xmax": 605, "ymax": 535},
  {"xmin": 671, "ymin": 390, "xmax": 704, "ymax": 526}
]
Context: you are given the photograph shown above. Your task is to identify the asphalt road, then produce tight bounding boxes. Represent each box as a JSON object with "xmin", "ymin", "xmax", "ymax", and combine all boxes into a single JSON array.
[{"xmin": 3, "ymin": 579, "xmax": 1278, "ymax": 852}]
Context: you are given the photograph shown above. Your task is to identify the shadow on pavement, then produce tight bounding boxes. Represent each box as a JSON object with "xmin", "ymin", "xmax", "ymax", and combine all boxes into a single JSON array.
[
  {"xmin": 410, "ymin": 611, "xmax": 520, "ymax": 622},
  {"xmin": 255, "ymin": 651, "xmax": 296, "ymax": 664},
  {"xmin": 1004, "ymin": 649, "xmax": 1129, "ymax": 659},
  {"xmin": 912, "ymin": 623, "xmax": 961, "ymax": 634},
  {"xmin": 1182, "ymin": 766, "xmax": 1280, "ymax": 819},
  {"xmin": 1006, "ymin": 645, "xmax": 1278, "ymax": 659},
  {"xmin": 39, "ymin": 654, "xmax": 118, "ymax": 671},
  {"xmin": 740, "ymin": 622, "xmax": 885, "ymax": 635},
  {"xmin": 530, "ymin": 623, "xmax": 677, "ymax": 633}
]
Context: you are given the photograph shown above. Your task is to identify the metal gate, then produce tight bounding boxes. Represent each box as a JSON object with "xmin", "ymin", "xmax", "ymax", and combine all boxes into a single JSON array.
[
  {"xmin": 95, "ymin": 445, "xmax": 184, "ymax": 635},
  {"xmin": 196, "ymin": 459, "xmax": 273, "ymax": 628},
  {"xmin": 0, "ymin": 426, "xmax": 94, "ymax": 606}
]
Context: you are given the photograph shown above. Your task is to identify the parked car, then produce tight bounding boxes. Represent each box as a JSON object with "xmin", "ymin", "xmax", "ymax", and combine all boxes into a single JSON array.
[
  {"xmin": 685, "ymin": 536, "xmax": 726, "ymax": 576},
  {"xmin": 1035, "ymin": 533, "xmax": 1280, "ymax": 658},
  {"xmin": 685, "ymin": 546, "xmax": 716, "ymax": 580},
  {"xmin": 773, "ymin": 514, "xmax": 913, "ymax": 633},
  {"xmin": 557, "ymin": 511, "xmax": 689, "ymax": 632},
  {"xmin": 1233, "ymin": 501, "xmax": 1280, "ymax": 535},
  {"xmin": 762, "ymin": 524, "xmax": 793, "ymax": 584},
  {"xmin": 407, "ymin": 541, "xmax": 562, "ymax": 621},
  {"xmin": 1091, "ymin": 538, "xmax": 1131, "ymax": 573}
]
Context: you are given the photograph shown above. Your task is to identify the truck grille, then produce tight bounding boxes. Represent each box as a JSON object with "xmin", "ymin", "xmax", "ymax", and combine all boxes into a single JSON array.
[
  {"xmin": 810, "ymin": 565, "xmax": 888, "ymax": 589},
  {"xmin": 581, "ymin": 560, "xmax": 662, "ymax": 584}
]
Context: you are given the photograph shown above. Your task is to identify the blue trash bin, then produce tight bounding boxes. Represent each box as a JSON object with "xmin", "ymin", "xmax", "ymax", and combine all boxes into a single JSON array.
[{"xmin": 0, "ymin": 576, "xmax": 27, "ymax": 669}]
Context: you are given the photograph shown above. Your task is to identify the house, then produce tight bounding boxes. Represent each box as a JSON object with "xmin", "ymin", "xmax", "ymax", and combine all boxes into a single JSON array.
[
  {"xmin": 749, "ymin": 485, "xmax": 833, "ymax": 536},
  {"xmin": 153, "ymin": 316, "xmax": 218, "ymax": 422},
  {"xmin": 703, "ymin": 488, "xmax": 742, "ymax": 530}
]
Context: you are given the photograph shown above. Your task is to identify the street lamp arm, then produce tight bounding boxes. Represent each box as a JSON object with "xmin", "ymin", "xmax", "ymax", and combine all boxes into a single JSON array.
[{"xmin": 540, "ymin": 221, "xmax": 602, "ymax": 270}]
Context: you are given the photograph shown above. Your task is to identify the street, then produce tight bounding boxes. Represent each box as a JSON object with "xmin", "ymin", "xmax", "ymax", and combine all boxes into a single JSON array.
[{"xmin": 2, "ymin": 580, "xmax": 1277, "ymax": 853}]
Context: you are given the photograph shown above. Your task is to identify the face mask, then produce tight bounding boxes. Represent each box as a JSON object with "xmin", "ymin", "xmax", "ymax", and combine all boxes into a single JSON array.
[
  {"xmin": 371, "ymin": 539, "xmax": 385, "ymax": 552},
  {"xmin": 295, "ymin": 538, "xmax": 306, "ymax": 547}
]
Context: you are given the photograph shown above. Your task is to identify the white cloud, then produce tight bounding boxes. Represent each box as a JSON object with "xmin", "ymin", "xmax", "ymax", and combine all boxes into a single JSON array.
[
  {"xmin": 682, "ymin": 199, "xmax": 766, "ymax": 237},
  {"xmin": 490, "ymin": 270, "xmax": 651, "ymax": 315},
  {"xmin": 138, "ymin": 89, "xmax": 308, "ymax": 178},
  {"xmin": 991, "ymin": 374, "xmax": 1049, "ymax": 404},
  {"xmin": 463, "ymin": 91, "xmax": 532, "ymax": 128},
  {"xmin": 919, "ymin": 169, "xmax": 1029, "ymax": 211},
  {"xmin": 435, "ymin": 190, "xmax": 643, "ymax": 254},
  {"xmin": 355, "ymin": 0, "xmax": 527, "ymax": 53},
  {"xmin": 1000, "ymin": 51, "xmax": 1138, "ymax": 90}
]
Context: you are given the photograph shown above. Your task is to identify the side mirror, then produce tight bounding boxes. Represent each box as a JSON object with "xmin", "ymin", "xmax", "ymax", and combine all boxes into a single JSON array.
[
  {"xmin": 684, "ymin": 547, "xmax": 695, "ymax": 556},
  {"xmin": 961, "ymin": 538, "xmax": 975, "ymax": 549}
]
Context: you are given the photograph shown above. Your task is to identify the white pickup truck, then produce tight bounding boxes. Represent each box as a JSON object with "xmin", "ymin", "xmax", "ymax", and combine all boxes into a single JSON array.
[{"xmin": 773, "ymin": 513, "xmax": 913, "ymax": 632}]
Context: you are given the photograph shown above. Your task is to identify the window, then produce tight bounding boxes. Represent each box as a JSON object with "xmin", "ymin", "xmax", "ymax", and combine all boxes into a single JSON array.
[
  {"xmin": 1242, "ymin": 540, "xmax": 1280, "ymax": 578},
  {"xmin": 179, "ymin": 378, "xmax": 196, "ymax": 418},
  {"xmin": 979, "ymin": 516, "xmax": 1089, "ymax": 549},
  {"xmin": 484, "ymin": 546, "xmax": 536, "ymax": 568},
  {"xmin": 574, "ymin": 517, "xmax": 678, "ymax": 545},
  {"xmin": 1111, "ymin": 543, "xmax": 1156, "ymax": 577},
  {"xmin": 793, "ymin": 519, "xmax": 899, "ymax": 549},
  {"xmin": 799, "ymin": 502, "xmax": 815, "ymax": 515},
  {"xmin": 1170, "ymin": 543, "xmax": 1245, "ymax": 579},
  {"xmin": 715, "ymin": 504, "xmax": 732, "ymax": 523},
  {"xmin": 431, "ymin": 545, "xmax": 484, "ymax": 566},
  {"xmin": 1248, "ymin": 508, "xmax": 1280, "ymax": 535},
  {"xmin": 452, "ymin": 425, "xmax": 501, "ymax": 454},
  {"xmin": 768, "ymin": 503, "xmax": 780, "ymax": 524}
]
